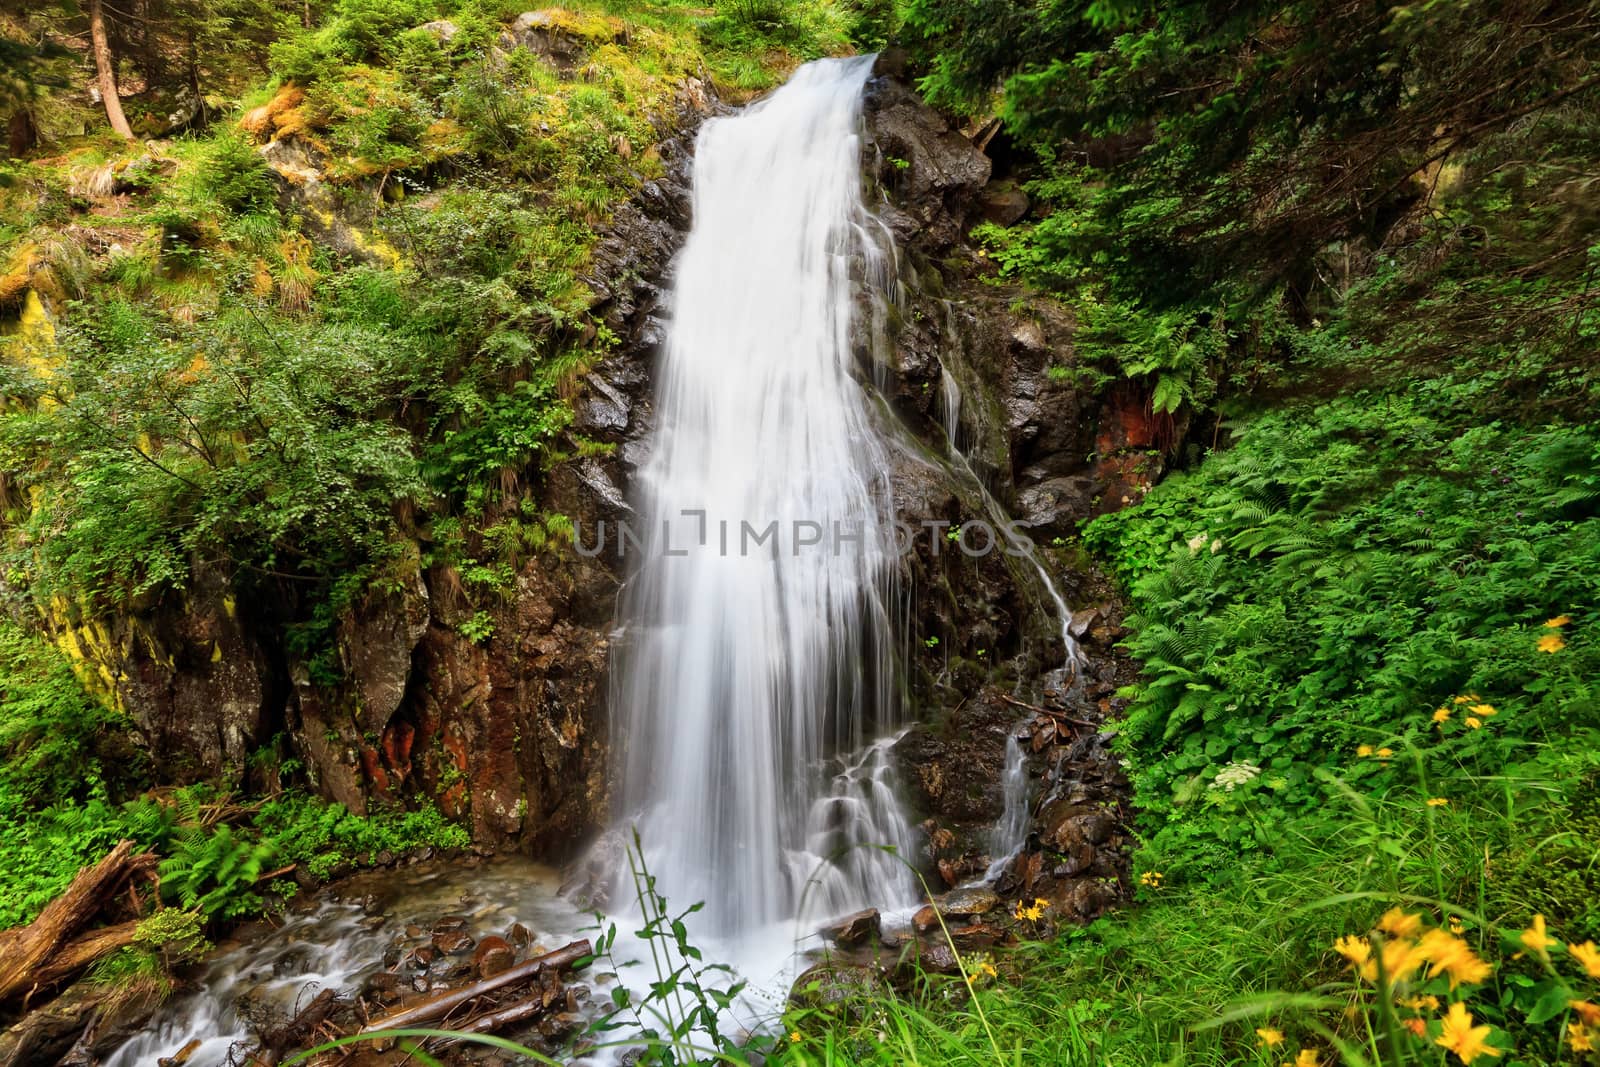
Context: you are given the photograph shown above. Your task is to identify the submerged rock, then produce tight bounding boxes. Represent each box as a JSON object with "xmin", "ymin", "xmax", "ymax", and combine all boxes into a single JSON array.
[
  {"xmin": 938, "ymin": 887, "xmax": 1000, "ymax": 918},
  {"xmin": 473, "ymin": 935, "xmax": 516, "ymax": 978}
]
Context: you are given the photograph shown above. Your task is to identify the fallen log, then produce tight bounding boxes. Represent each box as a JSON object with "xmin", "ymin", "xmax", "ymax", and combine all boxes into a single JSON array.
[
  {"xmin": 0, "ymin": 841, "xmax": 158, "ymax": 1003},
  {"xmin": 996, "ymin": 693, "xmax": 1097, "ymax": 730},
  {"xmin": 31, "ymin": 921, "xmax": 142, "ymax": 991},
  {"xmin": 357, "ymin": 939, "xmax": 591, "ymax": 1035},
  {"xmin": 410, "ymin": 969, "xmax": 567, "ymax": 1047}
]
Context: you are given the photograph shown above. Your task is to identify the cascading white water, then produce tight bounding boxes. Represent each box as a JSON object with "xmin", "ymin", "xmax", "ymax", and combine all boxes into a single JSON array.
[
  {"xmin": 937, "ymin": 360, "xmax": 1083, "ymax": 676},
  {"xmin": 609, "ymin": 55, "xmax": 916, "ymax": 938},
  {"xmin": 989, "ymin": 734, "xmax": 1030, "ymax": 857}
]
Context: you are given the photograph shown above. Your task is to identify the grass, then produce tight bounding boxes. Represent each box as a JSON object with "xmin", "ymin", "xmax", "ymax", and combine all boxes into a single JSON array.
[{"xmin": 308, "ymin": 732, "xmax": 1598, "ymax": 1066}]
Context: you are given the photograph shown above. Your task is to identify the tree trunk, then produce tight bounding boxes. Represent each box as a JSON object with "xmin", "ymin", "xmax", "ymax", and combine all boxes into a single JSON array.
[
  {"xmin": 6, "ymin": 109, "xmax": 37, "ymax": 158},
  {"xmin": 87, "ymin": 0, "xmax": 135, "ymax": 140}
]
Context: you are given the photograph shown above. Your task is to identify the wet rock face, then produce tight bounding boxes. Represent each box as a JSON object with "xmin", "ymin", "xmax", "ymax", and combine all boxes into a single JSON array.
[
  {"xmin": 862, "ymin": 67, "xmax": 1140, "ymax": 910},
  {"xmin": 991, "ymin": 729, "xmax": 1131, "ymax": 919},
  {"xmin": 861, "ymin": 77, "xmax": 991, "ymax": 251},
  {"xmin": 59, "ymin": 67, "xmax": 1140, "ymax": 897},
  {"xmin": 42, "ymin": 563, "xmax": 273, "ymax": 784},
  {"xmin": 49, "ymin": 79, "xmax": 716, "ymax": 850}
]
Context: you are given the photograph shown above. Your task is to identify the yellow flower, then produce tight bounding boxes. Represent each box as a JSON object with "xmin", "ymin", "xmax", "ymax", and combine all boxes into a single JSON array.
[
  {"xmin": 1357, "ymin": 744, "xmax": 1375, "ymax": 757},
  {"xmin": 1334, "ymin": 935, "xmax": 1373, "ymax": 971},
  {"xmin": 1465, "ymin": 717, "xmax": 1482, "ymax": 729},
  {"xmin": 1404, "ymin": 994, "xmax": 1441, "ymax": 1012},
  {"xmin": 1520, "ymin": 914, "xmax": 1554, "ymax": 956},
  {"xmin": 1569, "ymin": 940, "xmax": 1600, "ymax": 978},
  {"xmin": 789, "ymin": 1031, "xmax": 801, "ymax": 1044},
  {"xmin": 1285, "ymin": 1050, "xmax": 1320, "ymax": 1067},
  {"xmin": 978, "ymin": 960, "xmax": 998, "ymax": 979},
  {"xmin": 1256, "ymin": 1027, "xmax": 1285, "ymax": 1048},
  {"xmin": 1013, "ymin": 900, "xmax": 1044, "ymax": 922},
  {"xmin": 1419, "ymin": 929, "xmax": 1494, "ymax": 989},
  {"xmin": 1139, "ymin": 871, "xmax": 1164, "ymax": 889},
  {"xmin": 1364, "ymin": 936, "xmax": 1427, "ymax": 984},
  {"xmin": 1377, "ymin": 747, "xmax": 1394, "ymax": 760},
  {"xmin": 1469, "ymin": 703, "xmax": 1497, "ymax": 717},
  {"xmin": 1427, "ymin": 797, "xmax": 1450, "ymax": 807},
  {"xmin": 1454, "ymin": 694, "xmax": 1479, "ymax": 704},
  {"xmin": 1545, "ymin": 615, "xmax": 1572, "ymax": 628},
  {"xmin": 1436, "ymin": 1001, "xmax": 1500, "ymax": 1064},
  {"xmin": 1537, "ymin": 632, "xmax": 1566, "ymax": 653},
  {"xmin": 1433, "ymin": 708, "xmax": 1452, "ymax": 724},
  {"xmin": 1449, "ymin": 916, "xmax": 1466, "ymax": 935},
  {"xmin": 1378, "ymin": 908, "xmax": 1423, "ymax": 939},
  {"xmin": 1571, "ymin": 1023, "xmax": 1593, "ymax": 1054},
  {"xmin": 1571, "ymin": 1001, "xmax": 1600, "ymax": 1026}
]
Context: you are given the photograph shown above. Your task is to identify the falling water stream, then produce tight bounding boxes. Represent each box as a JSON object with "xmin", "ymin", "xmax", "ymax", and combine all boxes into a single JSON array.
[
  {"xmin": 606, "ymin": 54, "xmax": 917, "ymax": 945},
  {"xmin": 103, "ymin": 56, "xmax": 1087, "ymax": 1064}
]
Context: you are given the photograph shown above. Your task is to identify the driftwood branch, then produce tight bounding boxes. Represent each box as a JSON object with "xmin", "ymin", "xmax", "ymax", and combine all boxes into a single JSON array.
[
  {"xmin": 0, "ymin": 841, "xmax": 157, "ymax": 1003},
  {"xmin": 357, "ymin": 939, "xmax": 591, "ymax": 1035},
  {"xmin": 996, "ymin": 693, "xmax": 1098, "ymax": 730}
]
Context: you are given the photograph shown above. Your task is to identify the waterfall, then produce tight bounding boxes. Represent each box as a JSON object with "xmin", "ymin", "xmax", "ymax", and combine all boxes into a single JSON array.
[
  {"xmin": 933, "ymin": 314, "xmax": 1081, "ymax": 678},
  {"xmin": 984, "ymin": 734, "xmax": 1031, "ymax": 878},
  {"xmin": 608, "ymin": 56, "xmax": 916, "ymax": 938}
]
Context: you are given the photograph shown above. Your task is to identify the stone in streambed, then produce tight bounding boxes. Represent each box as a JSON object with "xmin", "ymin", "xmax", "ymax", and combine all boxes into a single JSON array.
[
  {"xmin": 949, "ymin": 922, "xmax": 1005, "ymax": 950},
  {"xmin": 902, "ymin": 939, "xmax": 962, "ymax": 976},
  {"xmin": 474, "ymin": 935, "xmax": 516, "ymax": 979},
  {"xmin": 822, "ymin": 908, "xmax": 880, "ymax": 947},
  {"xmin": 431, "ymin": 916, "xmax": 475, "ymax": 955},
  {"xmin": 433, "ymin": 929, "xmax": 474, "ymax": 955},
  {"xmin": 938, "ymin": 887, "xmax": 1000, "ymax": 917}
]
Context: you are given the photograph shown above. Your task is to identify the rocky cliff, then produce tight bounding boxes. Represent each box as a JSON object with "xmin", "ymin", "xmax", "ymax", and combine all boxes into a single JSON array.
[{"xmin": 47, "ymin": 64, "xmax": 1160, "ymax": 898}]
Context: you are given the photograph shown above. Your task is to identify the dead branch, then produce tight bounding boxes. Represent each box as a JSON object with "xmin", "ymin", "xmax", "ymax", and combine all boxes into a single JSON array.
[
  {"xmin": 356, "ymin": 940, "xmax": 591, "ymax": 1035},
  {"xmin": 0, "ymin": 841, "xmax": 157, "ymax": 1004}
]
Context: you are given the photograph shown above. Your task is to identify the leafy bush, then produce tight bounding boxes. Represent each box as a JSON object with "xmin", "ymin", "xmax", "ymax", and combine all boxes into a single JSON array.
[
  {"xmin": 2, "ymin": 298, "xmax": 425, "ymax": 609},
  {"xmin": 252, "ymin": 791, "xmax": 470, "ymax": 881},
  {"xmin": 1085, "ymin": 408, "xmax": 1600, "ymax": 874}
]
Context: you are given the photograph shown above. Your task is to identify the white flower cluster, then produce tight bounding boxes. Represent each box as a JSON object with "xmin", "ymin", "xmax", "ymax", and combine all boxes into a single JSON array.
[{"xmin": 1211, "ymin": 760, "xmax": 1262, "ymax": 792}]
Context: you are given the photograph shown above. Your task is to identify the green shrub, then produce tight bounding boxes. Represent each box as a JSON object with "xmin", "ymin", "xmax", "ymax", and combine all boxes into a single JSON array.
[
  {"xmin": 252, "ymin": 792, "xmax": 470, "ymax": 881},
  {"xmin": 200, "ymin": 133, "xmax": 277, "ymax": 215},
  {"xmin": 1085, "ymin": 409, "xmax": 1600, "ymax": 875}
]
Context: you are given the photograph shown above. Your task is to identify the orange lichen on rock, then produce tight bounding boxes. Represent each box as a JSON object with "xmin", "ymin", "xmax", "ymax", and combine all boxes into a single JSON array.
[{"xmin": 241, "ymin": 84, "xmax": 308, "ymax": 141}]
